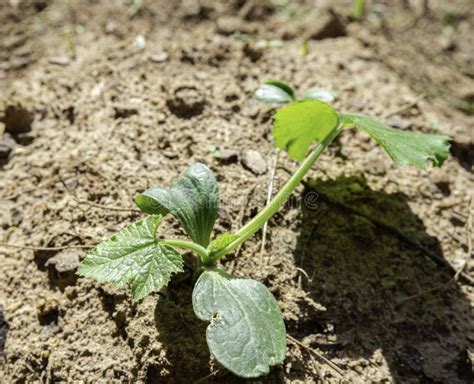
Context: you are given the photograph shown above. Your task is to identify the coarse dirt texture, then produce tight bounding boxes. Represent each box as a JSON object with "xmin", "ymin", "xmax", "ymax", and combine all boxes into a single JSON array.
[{"xmin": 1, "ymin": 0, "xmax": 473, "ymax": 383}]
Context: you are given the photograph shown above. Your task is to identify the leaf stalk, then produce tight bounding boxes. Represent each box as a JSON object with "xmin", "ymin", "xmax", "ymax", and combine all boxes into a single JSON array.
[
  {"xmin": 208, "ymin": 122, "xmax": 344, "ymax": 263},
  {"xmin": 161, "ymin": 239, "xmax": 210, "ymax": 263}
]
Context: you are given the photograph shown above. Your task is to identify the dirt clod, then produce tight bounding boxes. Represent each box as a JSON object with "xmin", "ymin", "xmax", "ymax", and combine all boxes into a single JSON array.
[
  {"xmin": 45, "ymin": 249, "xmax": 80, "ymax": 288},
  {"xmin": 216, "ymin": 16, "xmax": 244, "ymax": 35},
  {"xmin": 215, "ymin": 149, "xmax": 239, "ymax": 164},
  {"xmin": 114, "ymin": 106, "xmax": 139, "ymax": 119},
  {"xmin": 1, "ymin": 104, "xmax": 33, "ymax": 136},
  {"xmin": 167, "ymin": 85, "xmax": 206, "ymax": 118},
  {"xmin": 36, "ymin": 298, "xmax": 59, "ymax": 326},
  {"xmin": 309, "ymin": 9, "xmax": 347, "ymax": 40}
]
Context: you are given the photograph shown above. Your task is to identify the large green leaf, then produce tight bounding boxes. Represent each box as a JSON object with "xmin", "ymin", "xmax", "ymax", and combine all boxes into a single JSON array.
[
  {"xmin": 273, "ymin": 100, "xmax": 340, "ymax": 161},
  {"xmin": 135, "ymin": 163, "xmax": 219, "ymax": 247},
  {"xmin": 255, "ymin": 80, "xmax": 295, "ymax": 104},
  {"xmin": 77, "ymin": 215, "xmax": 183, "ymax": 300},
  {"xmin": 341, "ymin": 113, "xmax": 451, "ymax": 170},
  {"xmin": 193, "ymin": 268, "xmax": 286, "ymax": 378}
]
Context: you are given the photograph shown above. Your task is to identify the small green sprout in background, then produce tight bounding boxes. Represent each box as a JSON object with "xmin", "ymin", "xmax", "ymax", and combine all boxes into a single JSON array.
[
  {"xmin": 352, "ymin": 0, "xmax": 366, "ymax": 21},
  {"xmin": 78, "ymin": 80, "xmax": 450, "ymax": 378},
  {"xmin": 255, "ymin": 80, "xmax": 337, "ymax": 104}
]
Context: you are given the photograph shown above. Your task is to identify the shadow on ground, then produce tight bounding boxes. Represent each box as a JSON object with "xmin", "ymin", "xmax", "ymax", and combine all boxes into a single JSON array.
[
  {"xmin": 290, "ymin": 175, "xmax": 472, "ymax": 384},
  {"xmin": 149, "ymin": 175, "xmax": 472, "ymax": 384},
  {"xmin": 151, "ymin": 279, "xmax": 209, "ymax": 383},
  {"xmin": 0, "ymin": 304, "xmax": 8, "ymax": 359}
]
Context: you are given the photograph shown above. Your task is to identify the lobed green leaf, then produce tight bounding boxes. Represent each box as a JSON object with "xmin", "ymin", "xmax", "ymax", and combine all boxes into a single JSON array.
[
  {"xmin": 77, "ymin": 215, "xmax": 183, "ymax": 300},
  {"xmin": 193, "ymin": 268, "xmax": 286, "ymax": 378},
  {"xmin": 273, "ymin": 100, "xmax": 340, "ymax": 161},
  {"xmin": 341, "ymin": 113, "xmax": 451, "ymax": 170},
  {"xmin": 135, "ymin": 163, "xmax": 219, "ymax": 247}
]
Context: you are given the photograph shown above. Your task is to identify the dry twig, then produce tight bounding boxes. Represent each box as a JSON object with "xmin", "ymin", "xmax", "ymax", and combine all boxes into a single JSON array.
[
  {"xmin": 383, "ymin": 93, "xmax": 426, "ymax": 118},
  {"xmin": 0, "ymin": 242, "xmax": 94, "ymax": 251},
  {"xmin": 396, "ymin": 261, "xmax": 466, "ymax": 305},
  {"xmin": 259, "ymin": 150, "xmax": 279, "ymax": 266},
  {"xmin": 287, "ymin": 335, "xmax": 344, "ymax": 376}
]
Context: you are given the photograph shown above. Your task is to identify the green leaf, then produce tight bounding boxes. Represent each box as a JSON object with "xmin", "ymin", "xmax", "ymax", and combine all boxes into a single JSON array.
[
  {"xmin": 341, "ymin": 113, "xmax": 451, "ymax": 170},
  {"xmin": 301, "ymin": 87, "xmax": 337, "ymax": 103},
  {"xmin": 207, "ymin": 233, "xmax": 238, "ymax": 254},
  {"xmin": 255, "ymin": 81, "xmax": 295, "ymax": 104},
  {"xmin": 273, "ymin": 100, "xmax": 340, "ymax": 161},
  {"xmin": 135, "ymin": 163, "xmax": 219, "ymax": 247},
  {"xmin": 77, "ymin": 215, "xmax": 183, "ymax": 300},
  {"xmin": 193, "ymin": 268, "xmax": 286, "ymax": 378}
]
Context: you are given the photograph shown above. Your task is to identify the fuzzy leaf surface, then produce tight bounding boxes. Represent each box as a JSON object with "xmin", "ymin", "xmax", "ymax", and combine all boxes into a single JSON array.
[
  {"xmin": 77, "ymin": 215, "xmax": 183, "ymax": 300},
  {"xmin": 273, "ymin": 100, "xmax": 339, "ymax": 161},
  {"xmin": 255, "ymin": 81, "xmax": 295, "ymax": 104},
  {"xmin": 342, "ymin": 113, "xmax": 451, "ymax": 169},
  {"xmin": 135, "ymin": 163, "xmax": 219, "ymax": 247},
  {"xmin": 193, "ymin": 269, "xmax": 286, "ymax": 378}
]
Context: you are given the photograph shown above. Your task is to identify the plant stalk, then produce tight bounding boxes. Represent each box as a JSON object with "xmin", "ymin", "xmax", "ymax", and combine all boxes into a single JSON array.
[
  {"xmin": 208, "ymin": 123, "xmax": 343, "ymax": 263},
  {"xmin": 161, "ymin": 239, "xmax": 209, "ymax": 262}
]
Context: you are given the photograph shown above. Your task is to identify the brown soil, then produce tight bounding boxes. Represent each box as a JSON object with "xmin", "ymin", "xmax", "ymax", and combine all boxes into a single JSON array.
[{"xmin": 1, "ymin": 1, "xmax": 473, "ymax": 383}]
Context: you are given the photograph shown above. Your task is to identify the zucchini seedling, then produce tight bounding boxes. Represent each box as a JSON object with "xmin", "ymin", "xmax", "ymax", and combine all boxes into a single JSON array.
[{"xmin": 78, "ymin": 81, "xmax": 450, "ymax": 378}]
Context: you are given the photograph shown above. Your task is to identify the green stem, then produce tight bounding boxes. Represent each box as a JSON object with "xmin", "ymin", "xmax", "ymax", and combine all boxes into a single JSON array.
[
  {"xmin": 209, "ymin": 123, "xmax": 343, "ymax": 263},
  {"xmin": 161, "ymin": 239, "xmax": 209, "ymax": 263}
]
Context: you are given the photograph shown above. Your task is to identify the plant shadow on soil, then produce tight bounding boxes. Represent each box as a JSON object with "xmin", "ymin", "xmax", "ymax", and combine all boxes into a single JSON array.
[
  {"xmin": 148, "ymin": 175, "xmax": 472, "ymax": 384},
  {"xmin": 151, "ymin": 277, "xmax": 210, "ymax": 383},
  {"xmin": 290, "ymin": 175, "xmax": 472, "ymax": 383},
  {"xmin": 0, "ymin": 304, "xmax": 8, "ymax": 357}
]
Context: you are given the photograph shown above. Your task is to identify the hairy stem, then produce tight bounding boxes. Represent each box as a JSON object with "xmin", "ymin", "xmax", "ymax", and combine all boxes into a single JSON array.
[
  {"xmin": 161, "ymin": 239, "xmax": 209, "ymax": 263},
  {"xmin": 208, "ymin": 123, "xmax": 343, "ymax": 263}
]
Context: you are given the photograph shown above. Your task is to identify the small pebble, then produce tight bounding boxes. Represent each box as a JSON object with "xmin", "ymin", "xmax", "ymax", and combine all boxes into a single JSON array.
[
  {"xmin": 49, "ymin": 56, "xmax": 71, "ymax": 66},
  {"xmin": 241, "ymin": 149, "xmax": 267, "ymax": 175},
  {"xmin": 150, "ymin": 50, "xmax": 168, "ymax": 63}
]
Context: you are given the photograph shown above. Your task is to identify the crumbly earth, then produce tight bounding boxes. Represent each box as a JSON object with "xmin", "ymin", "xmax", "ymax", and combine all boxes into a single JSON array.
[{"xmin": 1, "ymin": 1, "xmax": 473, "ymax": 383}]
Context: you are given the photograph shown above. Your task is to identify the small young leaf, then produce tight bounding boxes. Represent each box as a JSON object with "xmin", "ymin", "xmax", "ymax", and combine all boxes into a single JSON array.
[
  {"xmin": 342, "ymin": 113, "xmax": 451, "ymax": 169},
  {"xmin": 193, "ymin": 268, "xmax": 286, "ymax": 378},
  {"xmin": 207, "ymin": 233, "xmax": 238, "ymax": 254},
  {"xmin": 301, "ymin": 87, "xmax": 337, "ymax": 103},
  {"xmin": 273, "ymin": 100, "xmax": 339, "ymax": 161},
  {"xmin": 135, "ymin": 163, "xmax": 219, "ymax": 247},
  {"xmin": 77, "ymin": 215, "xmax": 183, "ymax": 300},
  {"xmin": 255, "ymin": 81, "xmax": 295, "ymax": 104}
]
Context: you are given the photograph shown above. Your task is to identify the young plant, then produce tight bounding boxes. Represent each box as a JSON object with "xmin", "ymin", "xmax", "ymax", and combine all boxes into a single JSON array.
[{"xmin": 78, "ymin": 81, "xmax": 450, "ymax": 378}]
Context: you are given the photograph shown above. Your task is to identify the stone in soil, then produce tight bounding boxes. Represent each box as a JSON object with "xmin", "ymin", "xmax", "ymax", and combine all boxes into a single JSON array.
[
  {"xmin": 241, "ymin": 149, "xmax": 267, "ymax": 175},
  {"xmin": 149, "ymin": 50, "xmax": 168, "ymax": 63},
  {"xmin": 48, "ymin": 56, "xmax": 71, "ymax": 66}
]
